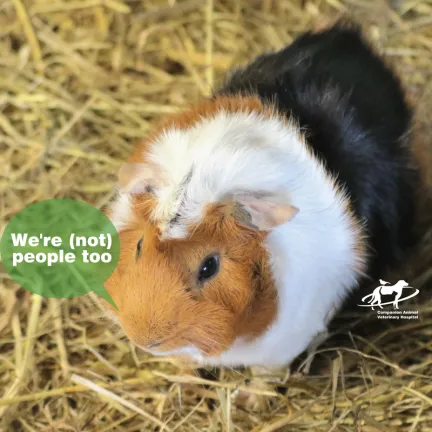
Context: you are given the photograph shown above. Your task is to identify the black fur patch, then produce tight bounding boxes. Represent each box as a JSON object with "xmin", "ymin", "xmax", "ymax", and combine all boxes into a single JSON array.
[{"xmin": 217, "ymin": 20, "xmax": 420, "ymax": 279}]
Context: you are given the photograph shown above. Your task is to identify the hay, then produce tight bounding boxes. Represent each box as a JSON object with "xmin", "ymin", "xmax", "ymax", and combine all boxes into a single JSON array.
[{"xmin": 0, "ymin": 0, "xmax": 431, "ymax": 431}]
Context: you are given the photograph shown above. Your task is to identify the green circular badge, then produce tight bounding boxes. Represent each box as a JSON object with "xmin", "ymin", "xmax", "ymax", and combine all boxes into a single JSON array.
[{"xmin": 0, "ymin": 199, "xmax": 120, "ymax": 309}]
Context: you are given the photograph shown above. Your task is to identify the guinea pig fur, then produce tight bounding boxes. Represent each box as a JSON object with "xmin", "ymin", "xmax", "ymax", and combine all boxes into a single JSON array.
[{"xmin": 103, "ymin": 20, "xmax": 419, "ymax": 368}]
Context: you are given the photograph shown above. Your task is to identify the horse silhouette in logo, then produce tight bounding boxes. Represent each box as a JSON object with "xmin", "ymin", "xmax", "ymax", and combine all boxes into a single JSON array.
[{"xmin": 361, "ymin": 280, "xmax": 412, "ymax": 310}]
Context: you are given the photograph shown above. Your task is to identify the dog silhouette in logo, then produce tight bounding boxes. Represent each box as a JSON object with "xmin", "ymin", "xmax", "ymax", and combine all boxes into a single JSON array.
[{"xmin": 361, "ymin": 280, "xmax": 410, "ymax": 310}]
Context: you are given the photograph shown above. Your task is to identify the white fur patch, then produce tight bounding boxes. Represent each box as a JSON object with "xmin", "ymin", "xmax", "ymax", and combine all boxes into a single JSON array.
[
  {"xmin": 108, "ymin": 108, "xmax": 366, "ymax": 367},
  {"xmin": 109, "ymin": 190, "xmax": 134, "ymax": 233}
]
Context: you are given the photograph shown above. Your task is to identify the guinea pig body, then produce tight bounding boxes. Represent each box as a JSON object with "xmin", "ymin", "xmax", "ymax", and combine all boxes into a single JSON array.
[{"xmin": 104, "ymin": 21, "xmax": 419, "ymax": 368}]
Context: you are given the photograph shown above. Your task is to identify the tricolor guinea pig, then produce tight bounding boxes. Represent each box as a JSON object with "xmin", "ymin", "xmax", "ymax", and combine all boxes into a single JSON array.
[{"xmin": 102, "ymin": 20, "xmax": 419, "ymax": 368}]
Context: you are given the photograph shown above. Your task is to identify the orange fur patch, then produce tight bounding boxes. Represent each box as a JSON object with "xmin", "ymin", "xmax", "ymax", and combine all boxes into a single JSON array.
[
  {"xmin": 103, "ymin": 197, "xmax": 278, "ymax": 358},
  {"xmin": 197, "ymin": 202, "xmax": 278, "ymax": 340}
]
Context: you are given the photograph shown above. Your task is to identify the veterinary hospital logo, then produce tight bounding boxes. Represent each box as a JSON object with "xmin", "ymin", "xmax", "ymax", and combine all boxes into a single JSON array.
[{"xmin": 358, "ymin": 279, "xmax": 419, "ymax": 320}]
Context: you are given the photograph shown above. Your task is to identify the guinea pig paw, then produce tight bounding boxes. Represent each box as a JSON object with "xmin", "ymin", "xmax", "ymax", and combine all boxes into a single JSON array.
[
  {"xmin": 232, "ymin": 378, "xmax": 275, "ymax": 413},
  {"xmin": 297, "ymin": 329, "xmax": 330, "ymax": 376},
  {"xmin": 249, "ymin": 365, "xmax": 288, "ymax": 384}
]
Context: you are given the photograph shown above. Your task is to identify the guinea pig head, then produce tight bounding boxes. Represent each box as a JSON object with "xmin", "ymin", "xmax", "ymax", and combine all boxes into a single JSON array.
[{"xmin": 103, "ymin": 188, "xmax": 298, "ymax": 361}]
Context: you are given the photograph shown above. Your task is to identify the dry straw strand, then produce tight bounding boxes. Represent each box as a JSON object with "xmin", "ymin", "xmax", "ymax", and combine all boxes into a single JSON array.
[
  {"xmin": 11, "ymin": 0, "xmax": 44, "ymax": 72},
  {"xmin": 70, "ymin": 374, "xmax": 172, "ymax": 431}
]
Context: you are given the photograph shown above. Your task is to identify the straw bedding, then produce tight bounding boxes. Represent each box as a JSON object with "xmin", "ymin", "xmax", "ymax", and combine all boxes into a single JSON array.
[{"xmin": 0, "ymin": 0, "xmax": 431, "ymax": 431}]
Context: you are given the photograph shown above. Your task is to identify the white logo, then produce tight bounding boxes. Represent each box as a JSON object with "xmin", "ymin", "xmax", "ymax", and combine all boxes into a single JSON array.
[{"xmin": 358, "ymin": 279, "xmax": 419, "ymax": 319}]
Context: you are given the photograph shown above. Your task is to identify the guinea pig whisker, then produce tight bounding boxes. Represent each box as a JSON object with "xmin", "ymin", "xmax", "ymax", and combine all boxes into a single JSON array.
[
  {"xmin": 197, "ymin": 334, "xmax": 231, "ymax": 350},
  {"xmin": 226, "ymin": 366, "xmax": 248, "ymax": 379},
  {"xmin": 188, "ymin": 217, "xmax": 204, "ymax": 239},
  {"xmin": 206, "ymin": 335, "xmax": 231, "ymax": 349}
]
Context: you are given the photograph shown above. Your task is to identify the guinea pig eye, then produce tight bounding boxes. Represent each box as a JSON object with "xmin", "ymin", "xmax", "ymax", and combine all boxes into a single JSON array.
[
  {"xmin": 198, "ymin": 254, "xmax": 219, "ymax": 282},
  {"xmin": 136, "ymin": 237, "xmax": 143, "ymax": 259}
]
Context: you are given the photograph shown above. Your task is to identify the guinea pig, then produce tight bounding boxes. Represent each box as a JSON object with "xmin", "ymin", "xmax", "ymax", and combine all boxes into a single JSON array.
[{"xmin": 102, "ymin": 20, "xmax": 419, "ymax": 368}]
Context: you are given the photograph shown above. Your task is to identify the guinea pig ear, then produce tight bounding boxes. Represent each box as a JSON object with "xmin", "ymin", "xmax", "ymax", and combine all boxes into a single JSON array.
[
  {"xmin": 231, "ymin": 192, "xmax": 299, "ymax": 231},
  {"xmin": 118, "ymin": 163, "xmax": 163, "ymax": 194}
]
